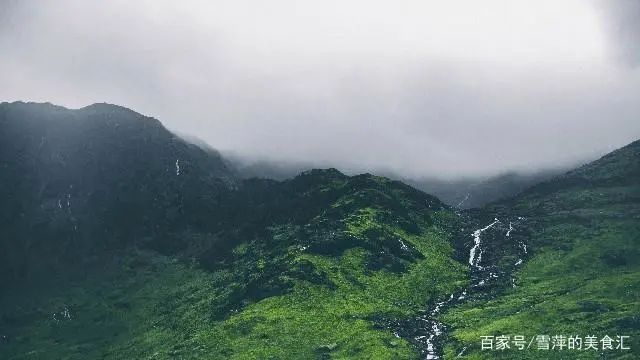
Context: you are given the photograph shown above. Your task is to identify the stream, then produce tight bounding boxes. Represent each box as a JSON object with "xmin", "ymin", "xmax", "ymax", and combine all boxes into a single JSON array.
[{"xmin": 396, "ymin": 216, "xmax": 528, "ymax": 359}]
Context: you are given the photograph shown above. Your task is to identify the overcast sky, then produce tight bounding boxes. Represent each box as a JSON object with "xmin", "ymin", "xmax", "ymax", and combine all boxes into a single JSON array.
[{"xmin": 1, "ymin": 0, "xmax": 639, "ymax": 178}]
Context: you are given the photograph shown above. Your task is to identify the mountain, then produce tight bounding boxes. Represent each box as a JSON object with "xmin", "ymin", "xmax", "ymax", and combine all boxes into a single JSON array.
[
  {"xmin": 0, "ymin": 103, "xmax": 468, "ymax": 358},
  {"xmin": 0, "ymin": 102, "xmax": 638, "ymax": 359},
  {"xmin": 227, "ymin": 156, "xmax": 566, "ymax": 209},
  {"xmin": 0, "ymin": 102, "xmax": 235, "ymax": 285},
  {"xmin": 402, "ymin": 169, "xmax": 566, "ymax": 210},
  {"xmin": 442, "ymin": 139, "xmax": 640, "ymax": 359}
]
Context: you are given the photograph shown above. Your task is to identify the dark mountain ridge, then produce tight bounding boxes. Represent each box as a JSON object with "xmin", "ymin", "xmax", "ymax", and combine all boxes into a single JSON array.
[
  {"xmin": 0, "ymin": 101, "xmax": 447, "ymax": 287},
  {"xmin": 228, "ymin": 154, "xmax": 567, "ymax": 210},
  {"xmin": 0, "ymin": 102, "xmax": 235, "ymax": 284}
]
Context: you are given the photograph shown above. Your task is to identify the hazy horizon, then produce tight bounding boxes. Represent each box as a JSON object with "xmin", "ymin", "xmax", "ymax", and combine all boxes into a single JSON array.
[{"xmin": 2, "ymin": 0, "xmax": 639, "ymax": 179}]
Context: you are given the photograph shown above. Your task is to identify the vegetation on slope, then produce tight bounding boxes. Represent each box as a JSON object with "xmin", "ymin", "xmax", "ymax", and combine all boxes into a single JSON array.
[
  {"xmin": 442, "ymin": 140, "xmax": 640, "ymax": 359},
  {"xmin": 1, "ymin": 103, "xmax": 638, "ymax": 360},
  {"xmin": 0, "ymin": 168, "xmax": 468, "ymax": 359}
]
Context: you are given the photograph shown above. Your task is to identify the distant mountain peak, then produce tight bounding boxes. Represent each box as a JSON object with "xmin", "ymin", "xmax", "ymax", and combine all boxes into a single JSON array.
[
  {"xmin": 77, "ymin": 102, "xmax": 144, "ymax": 116},
  {"xmin": 298, "ymin": 168, "xmax": 346, "ymax": 178}
]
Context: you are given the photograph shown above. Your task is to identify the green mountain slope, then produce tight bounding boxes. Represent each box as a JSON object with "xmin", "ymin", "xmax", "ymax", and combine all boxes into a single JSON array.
[
  {"xmin": 0, "ymin": 102, "xmax": 638, "ymax": 359},
  {"xmin": 227, "ymin": 155, "xmax": 565, "ymax": 210},
  {"xmin": 442, "ymin": 140, "xmax": 640, "ymax": 359},
  {"xmin": 0, "ymin": 171, "xmax": 468, "ymax": 359},
  {"xmin": 0, "ymin": 103, "xmax": 467, "ymax": 358}
]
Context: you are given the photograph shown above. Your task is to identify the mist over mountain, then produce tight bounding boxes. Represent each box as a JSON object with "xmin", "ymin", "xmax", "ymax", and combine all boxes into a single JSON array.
[
  {"xmin": 0, "ymin": 102, "xmax": 638, "ymax": 359},
  {"xmin": 2, "ymin": 0, "xmax": 639, "ymax": 358},
  {"xmin": 228, "ymin": 154, "xmax": 568, "ymax": 209},
  {"xmin": 2, "ymin": 1, "xmax": 640, "ymax": 179}
]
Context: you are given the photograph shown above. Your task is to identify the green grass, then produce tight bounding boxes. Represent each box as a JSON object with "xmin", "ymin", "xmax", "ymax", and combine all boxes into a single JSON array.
[
  {"xmin": 442, "ymin": 182, "xmax": 640, "ymax": 359},
  {"xmin": 2, "ymin": 142, "xmax": 638, "ymax": 359},
  {"xmin": 1, "ymin": 196, "xmax": 467, "ymax": 359}
]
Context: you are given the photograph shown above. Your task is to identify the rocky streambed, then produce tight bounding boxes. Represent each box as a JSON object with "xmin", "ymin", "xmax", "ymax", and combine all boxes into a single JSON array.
[{"xmin": 386, "ymin": 215, "xmax": 529, "ymax": 359}]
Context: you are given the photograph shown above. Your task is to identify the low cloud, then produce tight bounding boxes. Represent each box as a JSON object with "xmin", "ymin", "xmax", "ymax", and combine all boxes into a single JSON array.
[
  {"xmin": 595, "ymin": 0, "xmax": 640, "ymax": 67},
  {"xmin": 1, "ymin": 0, "xmax": 639, "ymax": 178}
]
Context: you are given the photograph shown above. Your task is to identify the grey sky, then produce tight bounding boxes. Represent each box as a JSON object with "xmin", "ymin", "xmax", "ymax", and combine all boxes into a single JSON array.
[{"xmin": 1, "ymin": 0, "xmax": 639, "ymax": 179}]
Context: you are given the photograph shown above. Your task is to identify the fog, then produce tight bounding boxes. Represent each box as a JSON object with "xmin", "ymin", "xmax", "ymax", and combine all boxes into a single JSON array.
[{"xmin": 1, "ymin": 0, "xmax": 639, "ymax": 178}]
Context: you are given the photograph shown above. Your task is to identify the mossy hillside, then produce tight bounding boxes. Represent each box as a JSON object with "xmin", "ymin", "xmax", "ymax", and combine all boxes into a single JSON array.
[
  {"xmin": 441, "ymin": 141, "xmax": 640, "ymax": 359},
  {"xmin": 3, "ymin": 102, "xmax": 638, "ymax": 360},
  {"xmin": 197, "ymin": 173, "xmax": 468, "ymax": 359},
  {"xmin": 3, "ymin": 251, "xmax": 276, "ymax": 359},
  {"xmin": 443, "ymin": 218, "xmax": 640, "ymax": 359},
  {"xmin": 190, "ymin": 171, "xmax": 461, "ymax": 308},
  {"xmin": 0, "ymin": 170, "xmax": 468, "ymax": 359}
]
